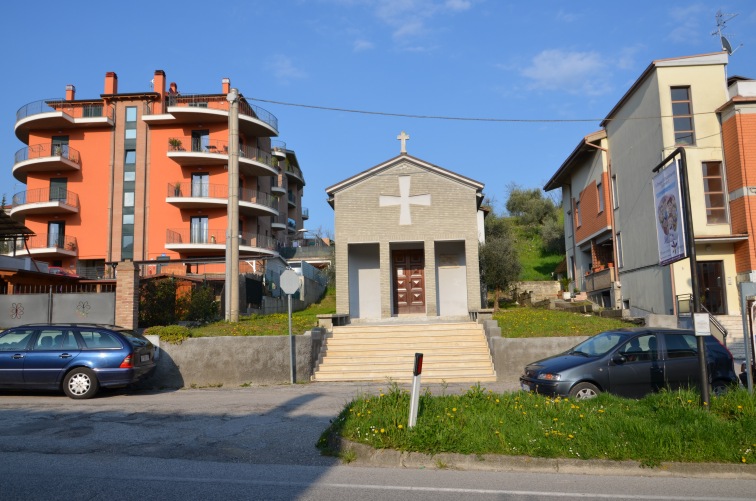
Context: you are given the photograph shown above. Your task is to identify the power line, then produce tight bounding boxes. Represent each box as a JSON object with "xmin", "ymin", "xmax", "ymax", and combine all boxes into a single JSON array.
[{"xmin": 247, "ymin": 96, "xmax": 719, "ymax": 124}]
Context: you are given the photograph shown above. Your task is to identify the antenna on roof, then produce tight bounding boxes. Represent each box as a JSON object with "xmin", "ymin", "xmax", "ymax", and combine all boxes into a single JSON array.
[{"xmin": 712, "ymin": 10, "xmax": 742, "ymax": 55}]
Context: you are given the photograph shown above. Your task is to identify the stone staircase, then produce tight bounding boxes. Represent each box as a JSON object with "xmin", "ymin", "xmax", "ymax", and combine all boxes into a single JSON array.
[
  {"xmin": 716, "ymin": 315, "xmax": 747, "ymax": 360},
  {"xmin": 312, "ymin": 322, "xmax": 497, "ymax": 383}
]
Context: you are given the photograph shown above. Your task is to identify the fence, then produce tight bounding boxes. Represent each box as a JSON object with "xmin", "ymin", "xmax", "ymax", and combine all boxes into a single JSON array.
[{"xmin": 0, "ymin": 290, "xmax": 116, "ymax": 328}]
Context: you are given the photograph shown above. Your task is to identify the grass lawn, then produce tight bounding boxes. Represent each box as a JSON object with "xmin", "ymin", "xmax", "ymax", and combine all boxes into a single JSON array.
[
  {"xmin": 494, "ymin": 307, "xmax": 630, "ymax": 338},
  {"xmin": 186, "ymin": 286, "xmax": 336, "ymax": 338},
  {"xmin": 320, "ymin": 383, "xmax": 756, "ymax": 465}
]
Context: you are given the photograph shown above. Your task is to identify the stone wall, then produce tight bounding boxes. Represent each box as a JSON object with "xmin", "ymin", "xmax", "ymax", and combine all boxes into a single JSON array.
[{"xmin": 512, "ymin": 281, "xmax": 561, "ymax": 303}]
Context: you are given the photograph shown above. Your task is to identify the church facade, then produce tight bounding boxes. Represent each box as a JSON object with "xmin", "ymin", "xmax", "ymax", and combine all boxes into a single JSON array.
[{"xmin": 326, "ymin": 136, "xmax": 486, "ymax": 320}]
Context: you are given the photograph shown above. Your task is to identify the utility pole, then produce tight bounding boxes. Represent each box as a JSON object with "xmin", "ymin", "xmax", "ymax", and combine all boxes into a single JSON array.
[{"xmin": 225, "ymin": 88, "xmax": 240, "ymax": 322}]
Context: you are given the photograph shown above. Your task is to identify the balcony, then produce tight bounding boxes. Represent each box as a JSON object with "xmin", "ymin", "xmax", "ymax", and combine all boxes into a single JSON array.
[
  {"xmin": 4, "ymin": 233, "xmax": 78, "ymax": 259},
  {"xmin": 302, "ymin": 207, "xmax": 309, "ymax": 220},
  {"xmin": 271, "ymin": 215, "xmax": 287, "ymax": 231},
  {"xmin": 271, "ymin": 140, "xmax": 287, "ymax": 159},
  {"xmin": 13, "ymin": 144, "xmax": 82, "ymax": 182},
  {"xmin": 270, "ymin": 176, "xmax": 286, "ymax": 195},
  {"xmin": 287, "ymin": 218, "xmax": 297, "ymax": 234},
  {"xmin": 283, "ymin": 161, "xmax": 304, "ymax": 185},
  {"xmin": 15, "ymin": 99, "xmax": 114, "ymax": 142},
  {"xmin": 166, "ymin": 183, "xmax": 278, "ymax": 217},
  {"xmin": 583, "ymin": 266, "xmax": 615, "ymax": 293},
  {"xmin": 143, "ymin": 94, "xmax": 278, "ymax": 137},
  {"xmin": 287, "ymin": 192, "xmax": 297, "ymax": 208},
  {"xmin": 166, "ymin": 137, "xmax": 279, "ymax": 177},
  {"xmin": 10, "ymin": 188, "xmax": 80, "ymax": 219},
  {"xmin": 165, "ymin": 228, "xmax": 277, "ymax": 256}
]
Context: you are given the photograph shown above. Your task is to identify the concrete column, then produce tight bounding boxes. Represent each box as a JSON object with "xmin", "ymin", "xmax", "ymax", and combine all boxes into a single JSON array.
[
  {"xmin": 380, "ymin": 240, "xmax": 392, "ymax": 318},
  {"xmin": 115, "ymin": 260, "xmax": 139, "ymax": 329}
]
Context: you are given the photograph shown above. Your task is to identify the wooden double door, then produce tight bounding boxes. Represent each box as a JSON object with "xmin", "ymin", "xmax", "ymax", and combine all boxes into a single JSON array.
[{"xmin": 392, "ymin": 249, "xmax": 425, "ymax": 315}]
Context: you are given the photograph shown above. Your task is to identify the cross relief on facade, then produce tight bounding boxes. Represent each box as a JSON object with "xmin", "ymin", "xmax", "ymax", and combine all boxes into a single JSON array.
[{"xmin": 379, "ymin": 175, "xmax": 431, "ymax": 225}]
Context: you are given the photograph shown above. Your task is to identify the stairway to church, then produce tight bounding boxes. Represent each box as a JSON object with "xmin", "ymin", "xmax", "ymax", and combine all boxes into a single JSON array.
[{"xmin": 312, "ymin": 322, "xmax": 497, "ymax": 382}]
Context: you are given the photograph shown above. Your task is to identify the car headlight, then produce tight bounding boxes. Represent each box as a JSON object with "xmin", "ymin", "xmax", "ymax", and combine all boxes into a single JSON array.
[{"xmin": 539, "ymin": 373, "xmax": 561, "ymax": 381}]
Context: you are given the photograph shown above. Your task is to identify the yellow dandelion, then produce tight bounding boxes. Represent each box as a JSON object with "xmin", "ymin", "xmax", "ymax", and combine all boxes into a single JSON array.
[
  {"xmin": 398, "ymin": 424, "xmax": 403, "ymax": 429},
  {"xmin": 743, "ymin": 457, "xmax": 747, "ymax": 463},
  {"xmin": 568, "ymin": 434, "xmax": 574, "ymax": 439},
  {"xmin": 495, "ymin": 431, "xmax": 500, "ymax": 435},
  {"xmin": 380, "ymin": 428, "xmax": 385, "ymax": 433},
  {"xmin": 553, "ymin": 418, "xmax": 558, "ymax": 422},
  {"xmin": 452, "ymin": 407, "xmax": 457, "ymax": 412}
]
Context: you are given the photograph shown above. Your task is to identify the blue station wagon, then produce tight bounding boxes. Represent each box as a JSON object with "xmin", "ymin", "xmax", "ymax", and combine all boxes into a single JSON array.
[{"xmin": 0, "ymin": 324, "xmax": 156, "ymax": 399}]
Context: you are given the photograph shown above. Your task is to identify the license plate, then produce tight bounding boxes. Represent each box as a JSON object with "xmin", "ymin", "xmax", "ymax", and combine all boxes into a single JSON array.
[{"xmin": 140, "ymin": 354, "xmax": 150, "ymax": 362}]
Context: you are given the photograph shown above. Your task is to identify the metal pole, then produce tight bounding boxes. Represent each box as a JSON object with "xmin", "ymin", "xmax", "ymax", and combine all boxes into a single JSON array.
[
  {"xmin": 288, "ymin": 293, "xmax": 294, "ymax": 384},
  {"xmin": 654, "ymin": 148, "xmax": 708, "ymax": 407},
  {"xmin": 226, "ymin": 89, "xmax": 240, "ymax": 322}
]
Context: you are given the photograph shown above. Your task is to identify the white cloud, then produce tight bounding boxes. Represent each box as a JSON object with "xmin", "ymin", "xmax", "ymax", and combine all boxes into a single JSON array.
[
  {"xmin": 353, "ymin": 39, "xmax": 375, "ymax": 52},
  {"xmin": 521, "ymin": 49, "xmax": 612, "ymax": 96},
  {"xmin": 266, "ymin": 55, "xmax": 307, "ymax": 83},
  {"xmin": 665, "ymin": 4, "xmax": 706, "ymax": 44}
]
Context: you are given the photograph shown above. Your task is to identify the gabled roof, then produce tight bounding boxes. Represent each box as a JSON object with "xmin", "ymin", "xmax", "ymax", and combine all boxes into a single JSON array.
[
  {"xmin": 325, "ymin": 153, "xmax": 484, "ymax": 208},
  {"xmin": 544, "ymin": 130, "xmax": 606, "ymax": 191},
  {"xmin": 600, "ymin": 52, "xmax": 728, "ymax": 128}
]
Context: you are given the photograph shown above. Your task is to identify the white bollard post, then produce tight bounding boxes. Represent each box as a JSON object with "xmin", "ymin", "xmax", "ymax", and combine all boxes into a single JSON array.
[{"xmin": 408, "ymin": 353, "xmax": 423, "ymax": 428}]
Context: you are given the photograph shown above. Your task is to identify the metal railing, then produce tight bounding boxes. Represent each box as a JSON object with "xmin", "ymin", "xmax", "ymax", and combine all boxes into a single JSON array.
[
  {"xmin": 165, "ymin": 137, "xmax": 279, "ymax": 170},
  {"xmin": 14, "ymin": 144, "xmax": 81, "ymax": 164},
  {"xmin": 7, "ymin": 233, "xmax": 78, "ymax": 252},
  {"xmin": 12, "ymin": 188, "xmax": 80, "ymax": 208},
  {"xmin": 166, "ymin": 183, "xmax": 277, "ymax": 210},
  {"xmin": 675, "ymin": 293, "xmax": 729, "ymax": 344},
  {"xmin": 271, "ymin": 140, "xmax": 287, "ymax": 154},
  {"xmin": 16, "ymin": 99, "xmax": 114, "ymax": 122},
  {"xmin": 165, "ymin": 229, "xmax": 277, "ymax": 251},
  {"xmin": 302, "ymin": 207, "xmax": 309, "ymax": 219},
  {"xmin": 150, "ymin": 94, "xmax": 278, "ymax": 132},
  {"xmin": 284, "ymin": 161, "xmax": 304, "ymax": 182}
]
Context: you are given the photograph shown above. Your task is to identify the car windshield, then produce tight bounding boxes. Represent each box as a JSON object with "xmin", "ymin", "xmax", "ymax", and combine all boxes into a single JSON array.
[{"xmin": 570, "ymin": 331, "xmax": 631, "ymax": 357}]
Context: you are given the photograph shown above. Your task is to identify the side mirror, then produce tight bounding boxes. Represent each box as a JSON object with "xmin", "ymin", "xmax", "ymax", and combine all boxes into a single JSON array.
[{"xmin": 612, "ymin": 354, "xmax": 626, "ymax": 365}]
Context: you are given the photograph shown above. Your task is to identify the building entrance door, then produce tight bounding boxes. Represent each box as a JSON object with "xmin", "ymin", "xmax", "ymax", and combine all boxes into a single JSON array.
[
  {"xmin": 392, "ymin": 249, "xmax": 425, "ymax": 315},
  {"xmin": 697, "ymin": 260, "xmax": 726, "ymax": 314}
]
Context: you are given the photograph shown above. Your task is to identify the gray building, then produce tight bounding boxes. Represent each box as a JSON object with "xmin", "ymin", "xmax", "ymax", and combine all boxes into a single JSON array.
[{"xmin": 326, "ymin": 139, "xmax": 486, "ymax": 321}]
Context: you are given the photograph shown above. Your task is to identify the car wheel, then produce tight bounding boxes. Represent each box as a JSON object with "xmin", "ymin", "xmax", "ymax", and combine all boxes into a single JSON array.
[
  {"xmin": 569, "ymin": 382, "xmax": 600, "ymax": 400},
  {"xmin": 711, "ymin": 380, "xmax": 730, "ymax": 396},
  {"xmin": 63, "ymin": 368, "xmax": 99, "ymax": 399}
]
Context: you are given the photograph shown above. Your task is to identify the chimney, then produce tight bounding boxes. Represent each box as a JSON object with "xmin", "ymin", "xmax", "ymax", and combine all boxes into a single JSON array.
[
  {"xmin": 168, "ymin": 82, "xmax": 178, "ymax": 95},
  {"xmin": 104, "ymin": 72, "xmax": 118, "ymax": 94},
  {"xmin": 222, "ymin": 78, "xmax": 231, "ymax": 95},
  {"xmin": 65, "ymin": 85, "xmax": 76, "ymax": 101},
  {"xmin": 153, "ymin": 70, "xmax": 166, "ymax": 96}
]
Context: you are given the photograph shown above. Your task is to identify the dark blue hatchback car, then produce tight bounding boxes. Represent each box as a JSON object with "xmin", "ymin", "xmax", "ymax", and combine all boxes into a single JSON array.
[
  {"xmin": 520, "ymin": 327, "xmax": 738, "ymax": 399},
  {"xmin": 0, "ymin": 324, "xmax": 156, "ymax": 399}
]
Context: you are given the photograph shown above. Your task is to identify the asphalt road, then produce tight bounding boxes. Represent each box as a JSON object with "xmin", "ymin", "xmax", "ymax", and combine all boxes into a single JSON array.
[{"xmin": 0, "ymin": 382, "xmax": 754, "ymax": 500}]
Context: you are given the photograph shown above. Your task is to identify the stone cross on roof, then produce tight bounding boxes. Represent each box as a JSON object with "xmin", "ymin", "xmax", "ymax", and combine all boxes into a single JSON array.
[{"xmin": 397, "ymin": 131, "xmax": 410, "ymax": 154}]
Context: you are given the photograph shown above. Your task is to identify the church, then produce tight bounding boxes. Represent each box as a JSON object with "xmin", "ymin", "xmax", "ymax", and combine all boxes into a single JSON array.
[{"xmin": 326, "ymin": 132, "xmax": 487, "ymax": 321}]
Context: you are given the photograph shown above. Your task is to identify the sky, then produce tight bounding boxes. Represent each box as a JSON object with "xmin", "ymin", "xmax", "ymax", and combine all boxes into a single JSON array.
[{"xmin": 2, "ymin": 1, "xmax": 756, "ymax": 236}]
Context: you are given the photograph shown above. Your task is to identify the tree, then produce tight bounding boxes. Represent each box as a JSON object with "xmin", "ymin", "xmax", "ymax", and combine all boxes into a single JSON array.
[
  {"xmin": 479, "ymin": 214, "xmax": 521, "ymax": 312},
  {"xmin": 505, "ymin": 184, "xmax": 558, "ymax": 229}
]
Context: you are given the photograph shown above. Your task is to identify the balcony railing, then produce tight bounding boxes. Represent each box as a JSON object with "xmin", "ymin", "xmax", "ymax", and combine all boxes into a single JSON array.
[
  {"xmin": 167, "ymin": 137, "xmax": 279, "ymax": 169},
  {"xmin": 15, "ymin": 144, "xmax": 81, "ymax": 164},
  {"xmin": 146, "ymin": 94, "xmax": 278, "ymax": 132},
  {"xmin": 583, "ymin": 266, "xmax": 615, "ymax": 293},
  {"xmin": 12, "ymin": 188, "xmax": 79, "ymax": 208},
  {"xmin": 165, "ymin": 229, "xmax": 277, "ymax": 251},
  {"xmin": 287, "ymin": 218, "xmax": 297, "ymax": 231},
  {"xmin": 17, "ymin": 99, "xmax": 114, "ymax": 122},
  {"xmin": 302, "ymin": 207, "xmax": 309, "ymax": 219},
  {"xmin": 8, "ymin": 233, "xmax": 78, "ymax": 253},
  {"xmin": 284, "ymin": 161, "xmax": 304, "ymax": 182},
  {"xmin": 271, "ymin": 140, "xmax": 287, "ymax": 156},
  {"xmin": 167, "ymin": 183, "xmax": 277, "ymax": 210}
]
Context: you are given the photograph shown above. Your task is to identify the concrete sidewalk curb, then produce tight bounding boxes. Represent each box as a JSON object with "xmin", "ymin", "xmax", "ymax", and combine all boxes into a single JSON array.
[{"xmin": 329, "ymin": 436, "xmax": 756, "ymax": 479}]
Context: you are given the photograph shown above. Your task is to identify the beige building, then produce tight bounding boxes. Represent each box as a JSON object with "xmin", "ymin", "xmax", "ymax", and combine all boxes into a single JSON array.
[{"xmin": 326, "ymin": 135, "xmax": 486, "ymax": 320}]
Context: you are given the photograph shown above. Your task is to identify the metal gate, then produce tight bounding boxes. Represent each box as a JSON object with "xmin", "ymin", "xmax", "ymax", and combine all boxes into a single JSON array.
[{"xmin": 0, "ymin": 291, "xmax": 115, "ymax": 329}]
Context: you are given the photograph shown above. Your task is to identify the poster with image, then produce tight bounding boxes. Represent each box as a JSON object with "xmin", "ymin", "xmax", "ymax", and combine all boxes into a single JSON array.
[{"xmin": 652, "ymin": 161, "xmax": 687, "ymax": 266}]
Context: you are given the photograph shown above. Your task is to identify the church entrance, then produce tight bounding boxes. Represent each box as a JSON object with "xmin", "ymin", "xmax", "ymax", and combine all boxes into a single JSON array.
[{"xmin": 392, "ymin": 249, "xmax": 425, "ymax": 315}]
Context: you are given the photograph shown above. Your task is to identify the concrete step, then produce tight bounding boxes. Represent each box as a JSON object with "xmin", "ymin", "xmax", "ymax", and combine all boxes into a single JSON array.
[{"xmin": 313, "ymin": 321, "xmax": 496, "ymax": 383}]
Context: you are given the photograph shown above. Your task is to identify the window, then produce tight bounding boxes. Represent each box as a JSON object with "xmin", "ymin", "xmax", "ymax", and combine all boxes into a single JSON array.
[
  {"xmin": 671, "ymin": 87, "xmax": 695, "ymax": 145},
  {"xmin": 575, "ymin": 201, "xmax": 581, "ymax": 227},
  {"xmin": 192, "ymin": 173, "xmax": 209, "ymax": 197},
  {"xmin": 83, "ymin": 104, "xmax": 103, "ymax": 118},
  {"xmin": 191, "ymin": 130, "xmax": 210, "ymax": 152},
  {"xmin": 78, "ymin": 330, "xmax": 122, "ymax": 349},
  {"xmin": 49, "ymin": 178, "xmax": 67, "ymax": 202},
  {"xmin": 702, "ymin": 161, "xmax": 727, "ymax": 224},
  {"xmin": 48, "ymin": 221, "xmax": 65, "ymax": 248},
  {"xmin": 618, "ymin": 334, "xmax": 657, "ymax": 362},
  {"xmin": 665, "ymin": 333, "xmax": 697, "ymax": 359},
  {"xmin": 191, "ymin": 216, "xmax": 209, "ymax": 243},
  {"xmin": 125, "ymin": 106, "xmax": 137, "ymax": 140},
  {"xmin": 616, "ymin": 232, "xmax": 623, "ymax": 268},
  {"xmin": 0, "ymin": 329, "xmax": 34, "ymax": 351},
  {"xmin": 597, "ymin": 182, "xmax": 604, "ymax": 213},
  {"xmin": 611, "ymin": 175, "xmax": 619, "ymax": 209}
]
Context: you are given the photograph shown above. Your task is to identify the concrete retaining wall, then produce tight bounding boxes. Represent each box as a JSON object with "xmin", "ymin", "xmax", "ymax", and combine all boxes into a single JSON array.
[
  {"xmin": 143, "ymin": 331, "xmax": 324, "ymax": 388},
  {"xmin": 142, "ymin": 328, "xmax": 582, "ymax": 388}
]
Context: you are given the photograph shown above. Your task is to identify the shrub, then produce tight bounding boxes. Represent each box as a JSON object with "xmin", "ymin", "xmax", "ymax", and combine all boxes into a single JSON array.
[{"xmin": 145, "ymin": 325, "xmax": 191, "ymax": 344}]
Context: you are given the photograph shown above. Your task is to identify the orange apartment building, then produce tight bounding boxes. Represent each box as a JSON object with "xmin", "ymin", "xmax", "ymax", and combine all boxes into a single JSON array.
[{"xmin": 8, "ymin": 70, "xmax": 307, "ymax": 279}]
